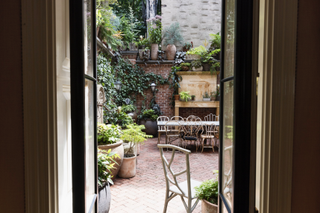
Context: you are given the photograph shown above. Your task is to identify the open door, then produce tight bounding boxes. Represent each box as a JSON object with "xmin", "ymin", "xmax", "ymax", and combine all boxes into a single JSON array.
[
  {"xmin": 219, "ymin": 0, "xmax": 254, "ymax": 212},
  {"xmin": 70, "ymin": 0, "xmax": 97, "ymax": 212}
]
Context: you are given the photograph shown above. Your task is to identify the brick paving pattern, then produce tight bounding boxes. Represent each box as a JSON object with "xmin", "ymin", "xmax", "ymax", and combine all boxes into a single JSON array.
[{"xmin": 110, "ymin": 136, "xmax": 219, "ymax": 213}]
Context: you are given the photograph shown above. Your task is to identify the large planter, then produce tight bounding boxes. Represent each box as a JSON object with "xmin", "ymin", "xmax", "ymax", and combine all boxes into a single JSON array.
[
  {"xmin": 98, "ymin": 182, "xmax": 111, "ymax": 213},
  {"xmin": 151, "ymin": 44, "xmax": 159, "ymax": 60},
  {"xmin": 202, "ymin": 63, "xmax": 212, "ymax": 71},
  {"xmin": 192, "ymin": 66, "xmax": 203, "ymax": 71},
  {"xmin": 98, "ymin": 141, "xmax": 124, "ymax": 180},
  {"xmin": 118, "ymin": 154, "xmax": 136, "ymax": 178},
  {"xmin": 140, "ymin": 119, "xmax": 158, "ymax": 137},
  {"xmin": 166, "ymin": 44, "xmax": 177, "ymax": 60},
  {"xmin": 201, "ymin": 199, "xmax": 218, "ymax": 213}
]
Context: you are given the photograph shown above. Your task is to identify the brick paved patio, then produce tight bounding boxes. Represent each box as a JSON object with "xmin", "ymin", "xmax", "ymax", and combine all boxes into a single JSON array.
[{"xmin": 110, "ymin": 136, "xmax": 219, "ymax": 213}]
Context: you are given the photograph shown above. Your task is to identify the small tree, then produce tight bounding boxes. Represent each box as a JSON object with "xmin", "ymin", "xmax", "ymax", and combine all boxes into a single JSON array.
[{"xmin": 121, "ymin": 124, "xmax": 153, "ymax": 156}]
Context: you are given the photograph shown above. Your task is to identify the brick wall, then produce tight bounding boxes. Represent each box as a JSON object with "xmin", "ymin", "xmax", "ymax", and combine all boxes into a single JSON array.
[
  {"xmin": 179, "ymin": 108, "xmax": 218, "ymax": 120},
  {"xmin": 136, "ymin": 63, "xmax": 174, "ymax": 117}
]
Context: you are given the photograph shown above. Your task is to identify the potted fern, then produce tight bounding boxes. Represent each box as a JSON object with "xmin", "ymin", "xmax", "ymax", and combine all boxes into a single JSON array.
[
  {"xmin": 163, "ymin": 22, "xmax": 184, "ymax": 60},
  {"xmin": 118, "ymin": 124, "xmax": 152, "ymax": 178},
  {"xmin": 195, "ymin": 171, "xmax": 219, "ymax": 213}
]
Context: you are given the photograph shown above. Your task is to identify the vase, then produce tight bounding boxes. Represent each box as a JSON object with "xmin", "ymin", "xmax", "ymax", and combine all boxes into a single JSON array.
[
  {"xmin": 118, "ymin": 155, "xmax": 137, "ymax": 178},
  {"xmin": 98, "ymin": 141, "xmax": 124, "ymax": 180},
  {"xmin": 140, "ymin": 119, "xmax": 158, "ymax": 137},
  {"xmin": 201, "ymin": 199, "xmax": 218, "ymax": 213},
  {"xmin": 166, "ymin": 44, "xmax": 177, "ymax": 60},
  {"xmin": 151, "ymin": 44, "xmax": 159, "ymax": 60}
]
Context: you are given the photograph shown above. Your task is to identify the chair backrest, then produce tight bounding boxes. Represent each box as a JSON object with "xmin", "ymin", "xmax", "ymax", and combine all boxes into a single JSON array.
[
  {"xmin": 186, "ymin": 115, "xmax": 202, "ymax": 122},
  {"xmin": 181, "ymin": 122, "xmax": 202, "ymax": 138},
  {"xmin": 201, "ymin": 123, "xmax": 216, "ymax": 137},
  {"xmin": 171, "ymin": 116, "xmax": 184, "ymax": 121},
  {"xmin": 165, "ymin": 120, "xmax": 182, "ymax": 136},
  {"xmin": 204, "ymin": 113, "xmax": 217, "ymax": 122},
  {"xmin": 157, "ymin": 144, "xmax": 192, "ymax": 198},
  {"xmin": 157, "ymin": 116, "xmax": 169, "ymax": 130}
]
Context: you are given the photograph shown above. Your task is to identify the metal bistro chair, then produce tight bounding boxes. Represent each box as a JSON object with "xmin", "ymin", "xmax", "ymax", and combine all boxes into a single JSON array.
[
  {"xmin": 165, "ymin": 120, "xmax": 182, "ymax": 147},
  {"xmin": 157, "ymin": 116, "xmax": 169, "ymax": 144},
  {"xmin": 200, "ymin": 123, "xmax": 216, "ymax": 152},
  {"xmin": 171, "ymin": 116, "xmax": 185, "ymax": 121},
  {"xmin": 181, "ymin": 122, "xmax": 202, "ymax": 151},
  {"xmin": 157, "ymin": 144, "xmax": 202, "ymax": 213}
]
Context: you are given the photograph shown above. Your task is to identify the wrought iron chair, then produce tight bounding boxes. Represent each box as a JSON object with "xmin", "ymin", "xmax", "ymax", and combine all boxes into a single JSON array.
[
  {"xmin": 165, "ymin": 120, "xmax": 182, "ymax": 146},
  {"xmin": 157, "ymin": 144, "xmax": 202, "ymax": 213},
  {"xmin": 157, "ymin": 116, "xmax": 169, "ymax": 144},
  {"xmin": 186, "ymin": 115, "xmax": 202, "ymax": 122},
  {"xmin": 200, "ymin": 124, "xmax": 216, "ymax": 152},
  {"xmin": 181, "ymin": 122, "xmax": 202, "ymax": 151}
]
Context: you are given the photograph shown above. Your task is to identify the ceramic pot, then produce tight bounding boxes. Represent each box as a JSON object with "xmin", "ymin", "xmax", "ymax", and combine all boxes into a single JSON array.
[
  {"xmin": 166, "ymin": 44, "xmax": 177, "ymax": 60},
  {"xmin": 201, "ymin": 199, "xmax": 218, "ymax": 213},
  {"xmin": 202, "ymin": 63, "xmax": 211, "ymax": 71},
  {"xmin": 139, "ymin": 49, "xmax": 150, "ymax": 59},
  {"xmin": 181, "ymin": 65, "xmax": 189, "ymax": 71},
  {"xmin": 118, "ymin": 155, "xmax": 136, "ymax": 178},
  {"xmin": 98, "ymin": 141, "xmax": 124, "ymax": 180},
  {"xmin": 192, "ymin": 66, "xmax": 203, "ymax": 71},
  {"xmin": 151, "ymin": 44, "xmax": 159, "ymax": 60},
  {"xmin": 98, "ymin": 182, "xmax": 111, "ymax": 213},
  {"xmin": 140, "ymin": 119, "xmax": 158, "ymax": 137},
  {"xmin": 127, "ymin": 111, "xmax": 138, "ymax": 122},
  {"xmin": 174, "ymin": 94, "xmax": 180, "ymax": 100}
]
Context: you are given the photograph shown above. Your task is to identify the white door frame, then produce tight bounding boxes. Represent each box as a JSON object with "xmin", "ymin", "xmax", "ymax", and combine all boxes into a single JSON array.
[
  {"xmin": 22, "ymin": 0, "xmax": 298, "ymax": 212},
  {"xmin": 22, "ymin": 0, "xmax": 58, "ymax": 212}
]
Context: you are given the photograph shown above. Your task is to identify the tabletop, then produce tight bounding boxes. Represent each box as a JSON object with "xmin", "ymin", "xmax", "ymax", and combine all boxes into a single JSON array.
[{"xmin": 157, "ymin": 121, "xmax": 220, "ymax": 126}]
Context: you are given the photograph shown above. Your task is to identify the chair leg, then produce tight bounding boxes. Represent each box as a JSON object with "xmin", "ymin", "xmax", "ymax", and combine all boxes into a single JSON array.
[
  {"xmin": 211, "ymin": 138, "xmax": 215, "ymax": 153},
  {"xmin": 201, "ymin": 138, "xmax": 204, "ymax": 153},
  {"xmin": 158, "ymin": 132, "xmax": 161, "ymax": 144}
]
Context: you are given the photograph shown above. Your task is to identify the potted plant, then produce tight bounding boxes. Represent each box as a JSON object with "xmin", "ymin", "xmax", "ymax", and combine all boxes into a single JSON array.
[
  {"xmin": 195, "ymin": 171, "xmax": 219, "ymax": 213},
  {"xmin": 186, "ymin": 45, "xmax": 207, "ymax": 60},
  {"xmin": 179, "ymin": 91, "xmax": 191, "ymax": 102},
  {"xmin": 136, "ymin": 36, "xmax": 150, "ymax": 59},
  {"xmin": 98, "ymin": 149, "xmax": 119, "ymax": 213},
  {"xmin": 180, "ymin": 62, "xmax": 191, "ymax": 71},
  {"xmin": 118, "ymin": 14, "xmax": 139, "ymax": 51},
  {"xmin": 183, "ymin": 42, "xmax": 192, "ymax": 52},
  {"xmin": 203, "ymin": 91, "xmax": 211, "ymax": 101},
  {"xmin": 122, "ymin": 104, "xmax": 137, "ymax": 122},
  {"xmin": 191, "ymin": 95, "xmax": 196, "ymax": 101},
  {"xmin": 147, "ymin": 15, "xmax": 163, "ymax": 60},
  {"xmin": 97, "ymin": 123, "xmax": 124, "ymax": 180},
  {"xmin": 118, "ymin": 124, "xmax": 152, "ymax": 178},
  {"xmin": 168, "ymin": 66, "xmax": 183, "ymax": 105},
  {"xmin": 191, "ymin": 60, "xmax": 203, "ymax": 71},
  {"xmin": 139, "ymin": 109, "xmax": 159, "ymax": 137},
  {"xmin": 163, "ymin": 22, "xmax": 184, "ymax": 60}
]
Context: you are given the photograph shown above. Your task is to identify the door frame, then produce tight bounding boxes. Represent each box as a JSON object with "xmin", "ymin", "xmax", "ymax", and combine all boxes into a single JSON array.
[{"xmin": 21, "ymin": 0, "xmax": 298, "ymax": 212}]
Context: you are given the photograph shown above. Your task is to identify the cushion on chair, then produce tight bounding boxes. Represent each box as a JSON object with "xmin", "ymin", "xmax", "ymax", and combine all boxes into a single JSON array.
[
  {"xmin": 170, "ymin": 179, "xmax": 202, "ymax": 199},
  {"xmin": 184, "ymin": 136, "xmax": 198, "ymax": 141}
]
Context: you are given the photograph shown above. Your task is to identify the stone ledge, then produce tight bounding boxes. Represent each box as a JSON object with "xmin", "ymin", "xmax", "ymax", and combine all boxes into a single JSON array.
[
  {"xmin": 136, "ymin": 60, "xmax": 175, "ymax": 65},
  {"xmin": 177, "ymin": 71, "xmax": 220, "ymax": 75}
]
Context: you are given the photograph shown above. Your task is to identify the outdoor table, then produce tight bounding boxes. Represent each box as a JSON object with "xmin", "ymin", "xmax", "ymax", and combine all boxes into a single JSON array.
[{"xmin": 157, "ymin": 121, "xmax": 219, "ymax": 126}]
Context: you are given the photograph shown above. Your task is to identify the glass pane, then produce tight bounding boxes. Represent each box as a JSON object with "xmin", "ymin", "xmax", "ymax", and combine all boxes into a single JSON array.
[
  {"xmin": 222, "ymin": 80, "xmax": 234, "ymax": 208},
  {"xmin": 85, "ymin": 79, "xmax": 95, "ymax": 212},
  {"xmin": 224, "ymin": 0, "xmax": 235, "ymax": 78},
  {"xmin": 84, "ymin": 0, "xmax": 94, "ymax": 77}
]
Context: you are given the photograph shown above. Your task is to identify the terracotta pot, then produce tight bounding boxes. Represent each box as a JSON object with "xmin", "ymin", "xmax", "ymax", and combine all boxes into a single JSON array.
[
  {"xmin": 118, "ymin": 155, "xmax": 136, "ymax": 178},
  {"xmin": 151, "ymin": 44, "xmax": 159, "ymax": 60},
  {"xmin": 98, "ymin": 141, "xmax": 124, "ymax": 181},
  {"xmin": 166, "ymin": 44, "xmax": 177, "ymax": 60},
  {"xmin": 181, "ymin": 65, "xmax": 189, "ymax": 71},
  {"xmin": 174, "ymin": 94, "xmax": 180, "ymax": 100},
  {"xmin": 98, "ymin": 182, "xmax": 111, "ymax": 213},
  {"xmin": 140, "ymin": 119, "xmax": 158, "ymax": 137},
  {"xmin": 201, "ymin": 199, "xmax": 218, "ymax": 213}
]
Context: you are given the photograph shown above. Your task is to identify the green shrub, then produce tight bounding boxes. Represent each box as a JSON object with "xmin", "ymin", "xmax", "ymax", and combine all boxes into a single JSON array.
[
  {"xmin": 98, "ymin": 149, "xmax": 120, "ymax": 186},
  {"xmin": 195, "ymin": 179, "xmax": 218, "ymax": 204},
  {"xmin": 186, "ymin": 45, "xmax": 207, "ymax": 56},
  {"xmin": 97, "ymin": 123, "xmax": 122, "ymax": 145},
  {"xmin": 179, "ymin": 91, "xmax": 191, "ymax": 102},
  {"xmin": 140, "ymin": 109, "xmax": 159, "ymax": 121},
  {"xmin": 163, "ymin": 22, "xmax": 184, "ymax": 46}
]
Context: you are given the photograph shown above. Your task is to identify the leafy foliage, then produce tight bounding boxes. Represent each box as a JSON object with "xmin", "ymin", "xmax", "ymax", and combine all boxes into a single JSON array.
[
  {"xmin": 186, "ymin": 45, "xmax": 207, "ymax": 56},
  {"xmin": 163, "ymin": 22, "xmax": 184, "ymax": 46},
  {"xmin": 168, "ymin": 66, "xmax": 183, "ymax": 107},
  {"xmin": 118, "ymin": 8, "xmax": 140, "ymax": 50},
  {"xmin": 121, "ymin": 124, "xmax": 153, "ymax": 156},
  {"xmin": 98, "ymin": 149, "xmax": 120, "ymax": 186},
  {"xmin": 97, "ymin": 123, "xmax": 122, "ymax": 145},
  {"xmin": 179, "ymin": 91, "xmax": 191, "ymax": 102},
  {"xmin": 139, "ymin": 109, "xmax": 159, "ymax": 121},
  {"xmin": 195, "ymin": 178, "xmax": 218, "ymax": 205},
  {"xmin": 209, "ymin": 33, "xmax": 221, "ymax": 50},
  {"xmin": 121, "ymin": 104, "xmax": 136, "ymax": 113},
  {"xmin": 191, "ymin": 60, "xmax": 202, "ymax": 68},
  {"xmin": 147, "ymin": 16, "xmax": 163, "ymax": 44}
]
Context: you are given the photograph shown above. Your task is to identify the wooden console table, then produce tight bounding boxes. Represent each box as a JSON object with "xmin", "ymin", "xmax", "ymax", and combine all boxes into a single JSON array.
[{"xmin": 174, "ymin": 100, "xmax": 220, "ymax": 117}]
